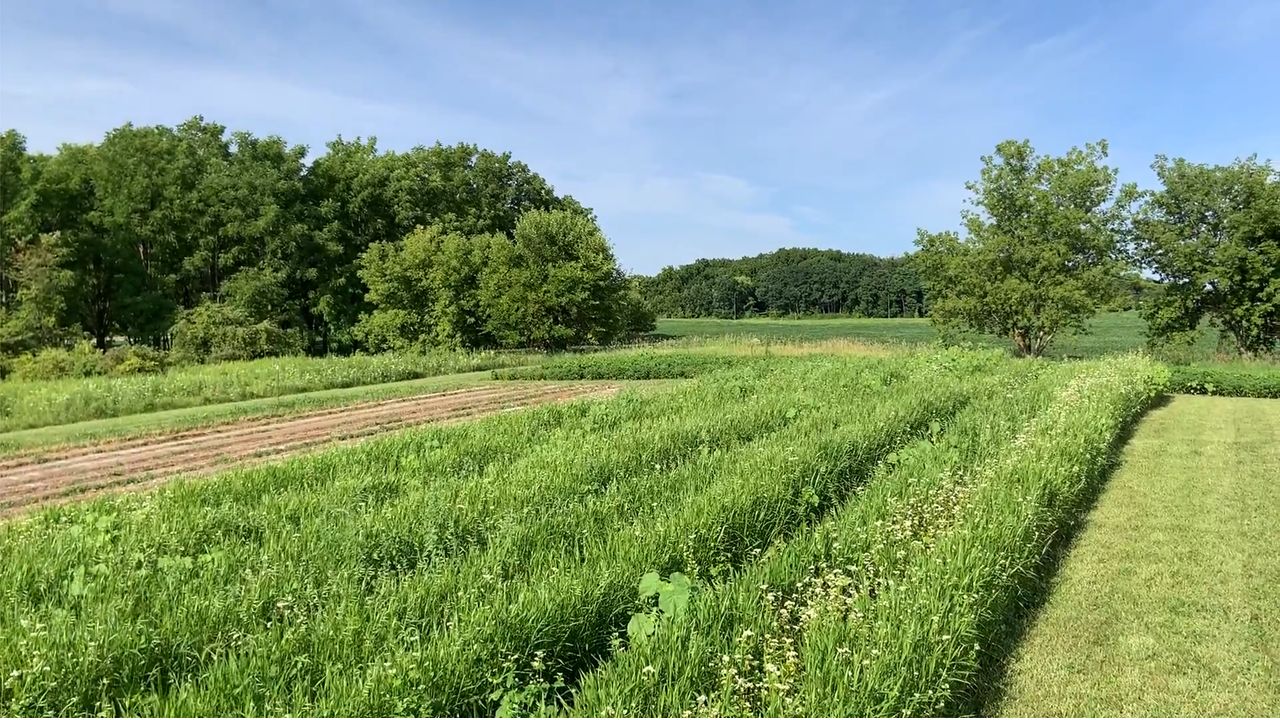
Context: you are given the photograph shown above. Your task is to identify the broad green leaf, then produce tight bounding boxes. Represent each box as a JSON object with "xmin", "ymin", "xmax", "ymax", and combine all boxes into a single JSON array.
[
  {"xmin": 637, "ymin": 571, "xmax": 663, "ymax": 598},
  {"xmin": 627, "ymin": 612, "xmax": 656, "ymax": 640}
]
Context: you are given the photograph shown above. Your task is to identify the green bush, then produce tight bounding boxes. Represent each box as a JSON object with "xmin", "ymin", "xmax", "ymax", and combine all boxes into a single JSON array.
[
  {"xmin": 4, "ymin": 343, "xmax": 174, "ymax": 381},
  {"xmin": 1169, "ymin": 362, "xmax": 1280, "ymax": 398},
  {"xmin": 171, "ymin": 302, "xmax": 305, "ymax": 364},
  {"xmin": 7, "ymin": 342, "xmax": 104, "ymax": 381},
  {"xmin": 101, "ymin": 345, "xmax": 171, "ymax": 376}
]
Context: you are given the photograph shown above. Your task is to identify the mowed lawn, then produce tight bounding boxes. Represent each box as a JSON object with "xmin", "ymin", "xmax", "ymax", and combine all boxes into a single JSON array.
[{"xmin": 995, "ymin": 395, "xmax": 1280, "ymax": 716}]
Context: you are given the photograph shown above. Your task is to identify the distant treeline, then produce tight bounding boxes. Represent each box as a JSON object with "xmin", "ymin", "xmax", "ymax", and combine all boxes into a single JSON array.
[
  {"xmin": 638, "ymin": 248, "xmax": 926, "ymax": 319},
  {"xmin": 639, "ymin": 246, "xmax": 1163, "ymax": 321},
  {"xmin": 0, "ymin": 117, "xmax": 651, "ymax": 375}
]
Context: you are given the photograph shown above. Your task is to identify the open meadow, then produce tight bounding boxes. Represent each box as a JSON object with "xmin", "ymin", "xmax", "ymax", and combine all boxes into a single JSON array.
[
  {"xmin": 655, "ymin": 311, "xmax": 1226, "ymax": 361},
  {"xmin": 1, "ymin": 346, "xmax": 1180, "ymax": 716}
]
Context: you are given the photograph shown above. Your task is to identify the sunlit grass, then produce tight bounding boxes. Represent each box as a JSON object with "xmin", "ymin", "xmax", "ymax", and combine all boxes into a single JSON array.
[
  {"xmin": 656, "ymin": 311, "xmax": 1227, "ymax": 361},
  {"xmin": 0, "ymin": 351, "xmax": 1172, "ymax": 716},
  {"xmin": 994, "ymin": 395, "xmax": 1280, "ymax": 717},
  {"xmin": 0, "ymin": 351, "xmax": 539, "ymax": 432}
]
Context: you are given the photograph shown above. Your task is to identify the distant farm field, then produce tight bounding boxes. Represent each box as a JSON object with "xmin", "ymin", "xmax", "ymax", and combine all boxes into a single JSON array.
[
  {"xmin": 656, "ymin": 311, "xmax": 1224, "ymax": 360},
  {"xmin": 0, "ymin": 350, "xmax": 1168, "ymax": 716}
]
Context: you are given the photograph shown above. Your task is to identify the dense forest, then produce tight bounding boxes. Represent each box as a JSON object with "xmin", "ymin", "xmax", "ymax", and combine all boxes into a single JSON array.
[
  {"xmin": 637, "ymin": 249, "xmax": 926, "ymax": 319},
  {"xmin": 0, "ymin": 118, "xmax": 652, "ymax": 375}
]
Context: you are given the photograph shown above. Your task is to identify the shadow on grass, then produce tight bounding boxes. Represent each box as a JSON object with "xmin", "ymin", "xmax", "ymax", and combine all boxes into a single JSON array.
[{"xmin": 958, "ymin": 392, "xmax": 1174, "ymax": 717}]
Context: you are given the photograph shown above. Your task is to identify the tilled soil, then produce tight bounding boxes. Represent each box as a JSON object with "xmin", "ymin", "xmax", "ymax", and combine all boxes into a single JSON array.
[{"xmin": 0, "ymin": 382, "xmax": 617, "ymax": 517}]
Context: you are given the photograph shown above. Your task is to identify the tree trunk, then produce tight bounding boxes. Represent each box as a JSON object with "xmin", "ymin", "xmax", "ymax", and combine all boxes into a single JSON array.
[
  {"xmin": 1012, "ymin": 329, "xmax": 1036, "ymax": 357},
  {"xmin": 1012, "ymin": 328, "xmax": 1053, "ymax": 357}
]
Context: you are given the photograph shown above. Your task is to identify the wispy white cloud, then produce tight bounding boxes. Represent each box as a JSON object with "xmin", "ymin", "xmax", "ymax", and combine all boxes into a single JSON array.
[{"xmin": 2, "ymin": 0, "xmax": 1277, "ymax": 272}]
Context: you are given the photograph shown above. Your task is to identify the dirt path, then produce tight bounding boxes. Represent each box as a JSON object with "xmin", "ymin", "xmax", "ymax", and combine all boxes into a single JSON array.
[{"xmin": 0, "ymin": 383, "xmax": 618, "ymax": 517}]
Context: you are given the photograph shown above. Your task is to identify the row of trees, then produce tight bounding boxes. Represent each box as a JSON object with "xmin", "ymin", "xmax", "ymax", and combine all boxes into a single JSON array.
[
  {"xmin": 916, "ymin": 140, "xmax": 1278, "ymax": 357},
  {"xmin": 639, "ymin": 249, "xmax": 926, "ymax": 319},
  {"xmin": 0, "ymin": 118, "xmax": 651, "ymax": 368}
]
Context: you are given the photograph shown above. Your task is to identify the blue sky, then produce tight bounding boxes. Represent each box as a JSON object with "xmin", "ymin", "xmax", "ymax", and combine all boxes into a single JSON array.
[{"xmin": 2, "ymin": 0, "xmax": 1277, "ymax": 274}]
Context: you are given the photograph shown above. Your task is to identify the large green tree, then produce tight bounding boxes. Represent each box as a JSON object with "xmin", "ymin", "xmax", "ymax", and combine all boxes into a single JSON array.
[
  {"xmin": 0, "ymin": 234, "xmax": 77, "ymax": 355},
  {"xmin": 0, "ymin": 130, "xmax": 35, "ymax": 315},
  {"xmin": 25, "ymin": 143, "xmax": 122, "ymax": 350},
  {"xmin": 914, "ymin": 139, "xmax": 1137, "ymax": 356},
  {"xmin": 1134, "ymin": 156, "xmax": 1279, "ymax": 356},
  {"xmin": 480, "ymin": 209, "xmax": 630, "ymax": 349},
  {"xmin": 0, "ymin": 116, "xmax": 631, "ymax": 364},
  {"xmin": 355, "ymin": 224, "xmax": 498, "ymax": 351}
]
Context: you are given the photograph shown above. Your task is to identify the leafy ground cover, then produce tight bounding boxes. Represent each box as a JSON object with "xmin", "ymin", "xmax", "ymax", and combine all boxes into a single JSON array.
[{"xmin": 1168, "ymin": 362, "xmax": 1280, "ymax": 398}]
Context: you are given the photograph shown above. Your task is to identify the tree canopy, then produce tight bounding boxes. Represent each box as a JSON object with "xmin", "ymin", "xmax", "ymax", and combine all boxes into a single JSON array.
[
  {"xmin": 914, "ymin": 139, "xmax": 1137, "ymax": 357},
  {"xmin": 1134, "ymin": 156, "xmax": 1279, "ymax": 356},
  {"xmin": 0, "ymin": 117, "xmax": 646, "ymax": 370}
]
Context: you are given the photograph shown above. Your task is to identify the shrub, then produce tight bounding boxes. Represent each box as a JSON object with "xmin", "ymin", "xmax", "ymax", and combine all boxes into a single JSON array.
[
  {"xmin": 101, "ymin": 345, "xmax": 170, "ymax": 376},
  {"xmin": 1169, "ymin": 362, "xmax": 1280, "ymax": 398},
  {"xmin": 7, "ymin": 341, "xmax": 103, "ymax": 381},
  {"xmin": 171, "ymin": 302, "xmax": 305, "ymax": 364}
]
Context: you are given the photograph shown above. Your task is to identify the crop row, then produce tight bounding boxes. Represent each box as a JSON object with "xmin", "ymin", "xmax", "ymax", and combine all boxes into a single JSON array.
[
  {"xmin": 0, "ymin": 351, "xmax": 1167, "ymax": 717},
  {"xmin": 337, "ymin": 354, "xmax": 990, "ymax": 716},
  {"xmin": 572, "ymin": 355, "xmax": 1167, "ymax": 716},
  {"xmin": 1168, "ymin": 362, "xmax": 1280, "ymax": 398},
  {"xmin": 0, "ymin": 354, "xmax": 964, "ymax": 715},
  {"xmin": 0, "ymin": 351, "xmax": 537, "ymax": 433}
]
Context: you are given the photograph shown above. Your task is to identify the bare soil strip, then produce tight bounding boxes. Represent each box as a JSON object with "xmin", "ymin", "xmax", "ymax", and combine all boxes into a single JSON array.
[{"xmin": 0, "ymin": 383, "xmax": 617, "ymax": 516}]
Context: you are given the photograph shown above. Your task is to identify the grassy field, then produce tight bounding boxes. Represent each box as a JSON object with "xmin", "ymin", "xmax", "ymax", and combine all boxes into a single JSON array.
[
  {"xmin": 0, "ymin": 371, "xmax": 494, "ymax": 457},
  {"xmin": 994, "ymin": 395, "xmax": 1280, "ymax": 716},
  {"xmin": 0, "ymin": 350, "xmax": 1167, "ymax": 716},
  {"xmin": 656, "ymin": 311, "xmax": 1224, "ymax": 361},
  {"xmin": 0, "ymin": 351, "xmax": 536, "ymax": 433}
]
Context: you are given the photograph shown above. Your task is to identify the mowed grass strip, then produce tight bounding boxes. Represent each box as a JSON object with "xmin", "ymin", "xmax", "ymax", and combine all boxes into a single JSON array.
[{"xmin": 994, "ymin": 395, "xmax": 1280, "ymax": 717}]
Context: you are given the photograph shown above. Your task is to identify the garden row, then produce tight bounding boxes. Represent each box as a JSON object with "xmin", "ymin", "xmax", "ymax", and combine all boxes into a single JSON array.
[
  {"xmin": 0, "ymin": 351, "xmax": 1166, "ymax": 716},
  {"xmin": 505, "ymin": 349, "xmax": 1275, "ymax": 400},
  {"xmin": 0, "ymin": 351, "xmax": 535, "ymax": 433}
]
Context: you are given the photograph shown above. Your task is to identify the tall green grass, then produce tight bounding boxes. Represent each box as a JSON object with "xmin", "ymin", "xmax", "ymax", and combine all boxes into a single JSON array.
[
  {"xmin": 0, "ymin": 351, "xmax": 1168, "ymax": 717},
  {"xmin": 0, "ymin": 356, "xmax": 942, "ymax": 715},
  {"xmin": 0, "ymin": 351, "xmax": 537, "ymax": 432},
  {"xmin": 493, "ymin": 351, "xmax": 753, "ymax": 380},
  {"xmin": 344, "ymin": 353, "xmax": 990, "ymax": 716},
  {"xmin": 571, "ymin": 355, "xmax": 1167, "ymax": 716}
]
